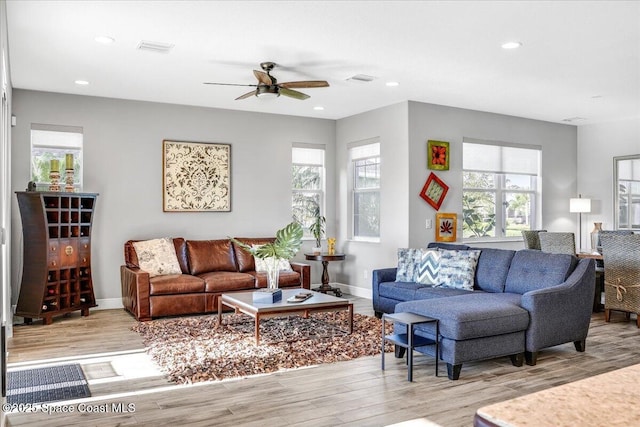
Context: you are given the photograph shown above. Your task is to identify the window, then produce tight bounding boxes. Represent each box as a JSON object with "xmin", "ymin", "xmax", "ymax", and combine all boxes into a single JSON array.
[
  {"xmin": 462, "ymin": 138, "xmax": 541, "ymax": 240},
  {"xmin": 292, "ymin": 144, "xmax": 325, "ymax": 237},
  {"xmin": 615, "ymin": 155, "xmax": 640, "ymax": 229},
  {"xmin": 350, "ymin": 141, "xmax": 380, "ymax": 240},
  {"xmin": 31, "ymin": 125, "xmax": 83, "ymax": 191}
]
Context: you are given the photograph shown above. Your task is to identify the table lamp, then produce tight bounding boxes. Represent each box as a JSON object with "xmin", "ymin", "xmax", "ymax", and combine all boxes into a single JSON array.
[{"xmin": 569, "ymin": 194, "xmax": 591, "ymax": 250}]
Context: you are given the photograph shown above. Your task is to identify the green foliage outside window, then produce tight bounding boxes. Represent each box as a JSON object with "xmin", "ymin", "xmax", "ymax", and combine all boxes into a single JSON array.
[{"xmin": 292, "ymin": 164, "xmax": 322, "ymax": 236}]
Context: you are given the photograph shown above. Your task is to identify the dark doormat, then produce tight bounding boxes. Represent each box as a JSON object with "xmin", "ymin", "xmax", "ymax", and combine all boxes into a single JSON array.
[{"xmin": 6, "ymin": 364, "xmax": 91, "ymax": 405}]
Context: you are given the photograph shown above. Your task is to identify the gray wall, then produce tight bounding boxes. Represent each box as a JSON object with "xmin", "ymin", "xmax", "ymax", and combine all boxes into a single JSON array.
[
  {"xmin": 11, "ymin": 89, "xmax": 336, "ymax": 306},
  {"xmin": 577, "ymin": 118, "xmax": 640, "ymax": 230},
  {"xmin": 336, "ymin": 100, "xmax": 578, "ymax": 296},
  {"xmin": 335, "ymin": 102, "xmax": 410, "ymax": 295},
  {"xmin": 408, "ymin": 101, "xmax": 579, "ymax": 248}
]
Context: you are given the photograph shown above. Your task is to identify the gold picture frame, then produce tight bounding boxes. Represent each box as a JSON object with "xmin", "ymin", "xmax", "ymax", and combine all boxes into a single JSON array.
[
  {"xmin": 162, "ymin": 140, "xmax": 231, "ymax": 212},
  {"xmin": 435, "ymin": 212, "xmax": 457, "ymax": 242}
]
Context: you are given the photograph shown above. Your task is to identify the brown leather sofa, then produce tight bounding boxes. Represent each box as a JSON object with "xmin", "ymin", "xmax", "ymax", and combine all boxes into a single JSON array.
[{"xmin": 121, "ymin": 237, "xmax": 311, "ymax": 321}]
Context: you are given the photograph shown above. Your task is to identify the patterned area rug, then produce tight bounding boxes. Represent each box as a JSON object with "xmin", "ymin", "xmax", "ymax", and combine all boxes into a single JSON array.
[
  {"xmin": 132, "ymin": 312, "xmax": 393, "ymax": 384},
  {"xmin": 6, "ymin": 364, "xmax": 91, "ymax": 405}
]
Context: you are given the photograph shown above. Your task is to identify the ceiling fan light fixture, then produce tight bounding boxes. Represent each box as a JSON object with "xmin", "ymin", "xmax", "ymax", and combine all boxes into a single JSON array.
[{"xmin": 255, "ymin": 85, "xmax": 280, "ymax": 99}]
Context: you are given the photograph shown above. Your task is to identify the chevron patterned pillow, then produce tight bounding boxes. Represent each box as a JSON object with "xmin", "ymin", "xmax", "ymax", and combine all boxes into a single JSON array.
[{"xmin": 416, "ymin": 249, "xmax": 441, "ymax": 285}]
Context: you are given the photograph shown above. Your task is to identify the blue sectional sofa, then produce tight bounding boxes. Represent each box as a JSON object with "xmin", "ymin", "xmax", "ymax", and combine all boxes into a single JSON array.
[{"xmin": 372, "ymin": 243, "xmax": 595, "ymax": 380}]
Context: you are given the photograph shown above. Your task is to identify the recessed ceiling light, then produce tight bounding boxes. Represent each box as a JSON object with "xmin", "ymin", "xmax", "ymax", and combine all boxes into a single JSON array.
[
  {"xmin": 313, "ymin": 106, "xmax": 325, "ymax": 111},
  {"xmin": 94, "ymin": 35, "xmax": 115, "ymax": 44},
  {"xmin": 74, "ymin": 80, "xmax": 89, "ymax": 86},
  {"xmin": 386, "ymin": 81, "xmax": 399, "ymax": 87},
  {"xmin": 501, "ymin": 41, "xmax": 522, "ymax": 49}
]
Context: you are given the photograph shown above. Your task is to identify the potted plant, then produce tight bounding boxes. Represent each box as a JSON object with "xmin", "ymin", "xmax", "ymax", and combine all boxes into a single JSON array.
[
  {"xmin": 309, "ymin": 210, "xmax": 326, "ymax": 254},
  {"xmin": 230, "ymin": 221, "xmax": 303, "ymax": 289}
]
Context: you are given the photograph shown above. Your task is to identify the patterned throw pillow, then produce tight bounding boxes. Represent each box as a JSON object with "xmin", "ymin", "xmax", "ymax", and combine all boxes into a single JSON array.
[
  {"xmin": 416, "ymin": 249, "xmax": 441, "ymax": 285},
  {"xmin": 132, "ymin": 237, "xmax": 182, "ymax": 278},
  {"xmin": 251, "ymin": 245, "xmax": 292, "ymax": 271},
  {"xmin": 437, "ymin": 249, "xmax": 481, "ymax": 290},
  {"xmin": 395, "ymin": 248, "xmax": 423, "ymax": 282}
]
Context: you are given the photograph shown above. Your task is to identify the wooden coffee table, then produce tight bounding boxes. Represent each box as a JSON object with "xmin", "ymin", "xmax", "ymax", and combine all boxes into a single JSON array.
[{"xmin": 217, "ymin": 289, "xmax": 353, "ymax": 345}]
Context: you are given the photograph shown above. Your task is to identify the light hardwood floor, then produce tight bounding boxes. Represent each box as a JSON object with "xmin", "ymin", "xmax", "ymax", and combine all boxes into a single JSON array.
[{"xmin": 5, "ymin": 296, "xmax": 640, "ymax": 427}]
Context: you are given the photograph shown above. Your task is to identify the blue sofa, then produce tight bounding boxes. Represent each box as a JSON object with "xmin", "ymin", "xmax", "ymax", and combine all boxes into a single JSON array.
[{"xmin": 372, "ymin": 243, "xmax": 595, "ymax": 380}]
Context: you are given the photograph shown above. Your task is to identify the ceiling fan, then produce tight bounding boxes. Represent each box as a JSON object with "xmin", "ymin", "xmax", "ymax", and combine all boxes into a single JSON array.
[{"xmin": 204, "ymin": 61, "xmax": 329, "ymax": 100}]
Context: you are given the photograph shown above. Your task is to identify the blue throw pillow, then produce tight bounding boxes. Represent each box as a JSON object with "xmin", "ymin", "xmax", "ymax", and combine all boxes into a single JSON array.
[
  {"xmin": 437, "ymin": 249, "xmax": 481, "ymax": 290},
  {"xmin": 395, "ymin": 248, "xmax": 422, "ymax": 282}
]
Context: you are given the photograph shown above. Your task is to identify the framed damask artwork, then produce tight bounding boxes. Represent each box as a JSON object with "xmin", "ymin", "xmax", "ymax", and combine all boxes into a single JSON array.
[
  {"xmin": 419, "ymin": 172, "xmax": 449, "ymax": 211},
  {"xmin": 162, "ymin": 140, "xmax": 231, "ymax": 212},
  {"xmin": 435, "ymin": 212, "xmax": 457, "ymax": 242}
]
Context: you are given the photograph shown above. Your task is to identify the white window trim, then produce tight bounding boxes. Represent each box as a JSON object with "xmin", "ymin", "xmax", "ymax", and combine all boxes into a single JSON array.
[{"xmin": 292, "ymin": 143, "xmax": 326, "ymax": 239}]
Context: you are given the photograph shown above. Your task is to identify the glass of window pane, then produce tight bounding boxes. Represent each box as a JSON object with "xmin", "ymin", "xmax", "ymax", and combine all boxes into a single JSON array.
[
  {"xmin": 462, "ymin": 191, "xmax": 496, "ymax": 238},
  {"xmin": 354, "ymin": 191, "xmax": 380, "ymax": 237}
]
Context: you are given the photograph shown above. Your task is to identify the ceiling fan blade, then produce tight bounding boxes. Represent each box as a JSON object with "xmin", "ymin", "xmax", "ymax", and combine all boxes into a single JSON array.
[
  {"xmin": 235, "ymin": 90, "xmax": 256, "ymax": 100},
  {"xmin": 280, "ymin": 87, "xmax": 310, "ymax": 100},
  {"xmin": 203, "ymin": 82, "xmax": 258, "ymax": 87},
  {"xmin": 253, "ymin": 70, "xmax": 272, "ymax": 85},
  {"xmin": 279, "ymin": 80, "xmax": 330, "ymax": 89}
]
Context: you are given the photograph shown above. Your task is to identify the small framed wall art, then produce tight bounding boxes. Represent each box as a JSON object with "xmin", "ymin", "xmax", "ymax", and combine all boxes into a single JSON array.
[
  {"xmin": 419, "ymin": 172, "xmax": 449, "ymax": 211},
  {"xmin": 163, "ymin": 140, "xmax": 231, "ymax": 212},
  {"xmin": 435, "ymin": 212, "xmax": 457, "ymax": 242},
  {"xmin": 427, "ymin": 140, "xmax": 449, "ymax": 171}
]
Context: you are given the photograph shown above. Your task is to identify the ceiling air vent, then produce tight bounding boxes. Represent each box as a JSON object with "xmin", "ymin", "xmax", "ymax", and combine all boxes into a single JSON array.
[
  {"xmin": 561, "ymin": 117, "xmax": 587, "ymax": 123},
  {"xmin": 137, "ymin": 40, "xmax": 175, "ymax": 54},
  {"xmin": 346, "ymin": 74, "xmax": 377, "ymax": 83}
]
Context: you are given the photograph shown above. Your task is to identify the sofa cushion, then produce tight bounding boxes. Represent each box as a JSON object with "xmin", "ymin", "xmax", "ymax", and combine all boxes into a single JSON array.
[
  {"xmin": 149, "ymin": 274, "xmax": 205, "ymax": 295},
  {"xmin": 504, "ymin": 250, "xmax": 577, "ymax": 295},
  {"xmin": 415, "ymin": 286, "xmax": 480, "ymax": 300},
  {"xmin": 187, "ymin": 239, "xmax": 237, "ymax": 275},
  {"xmin": 395, "ymin": 293, "xmax": 529, "ymax": 340},
  {"xmin": 437, "ymin": 249, "xmax": 481, "ymax": 290},
  {"xmin": 132, "ymin": 237, "xmax": 182, "ymax": 278},
  {"xmin": 231, "ymin": 238, "xmax": 276, "ymax": 272},
  {"xmin": 379, "ymin": 281, "xmax": 431, "ymax": 302},
  {"xmin": 470, "ymin": 247, "xmax": 516, "ymax": 292},
  {"xmin": 198, "ymin": 271, "xmax": 256, "ymax": 292}
]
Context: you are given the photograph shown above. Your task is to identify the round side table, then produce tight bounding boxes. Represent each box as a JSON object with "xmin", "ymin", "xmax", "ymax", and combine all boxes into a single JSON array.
[{"xmin": 304, "ymin": 253, "xmax": 345, "ymax": 297}]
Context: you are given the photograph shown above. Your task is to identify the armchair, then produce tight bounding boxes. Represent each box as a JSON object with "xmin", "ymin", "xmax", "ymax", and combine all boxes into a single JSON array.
[{"xmin": 601, "ymin": 233, "xmax": 640, "ymax": 327}]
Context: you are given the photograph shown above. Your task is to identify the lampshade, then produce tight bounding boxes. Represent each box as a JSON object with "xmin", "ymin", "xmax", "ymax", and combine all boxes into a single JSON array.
[{"xmin": 569, "ymin": 197, "xmax": 591, "ymax": 213}]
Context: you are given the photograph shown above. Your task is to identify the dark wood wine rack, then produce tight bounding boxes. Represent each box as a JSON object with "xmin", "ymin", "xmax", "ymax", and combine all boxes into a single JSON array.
[{"xmin": 15, "ymin": 192, "xmax": 98, "ymax": 325}]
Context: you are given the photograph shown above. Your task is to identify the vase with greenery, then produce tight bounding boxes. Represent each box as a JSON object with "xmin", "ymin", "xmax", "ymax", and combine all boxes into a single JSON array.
[
  {"xmin": 309, "ymin": 210, "xmax": 326, "ymax": 254},
  {"xmin": 230, "ymin": 222, "xmax": 303, "ymax": 289}
]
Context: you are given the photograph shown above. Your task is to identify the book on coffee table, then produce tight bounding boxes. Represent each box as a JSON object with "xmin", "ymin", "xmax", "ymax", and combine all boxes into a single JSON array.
[{"xmin": 287, "ymin": 292, "xmax": 313, "ymax": 303}]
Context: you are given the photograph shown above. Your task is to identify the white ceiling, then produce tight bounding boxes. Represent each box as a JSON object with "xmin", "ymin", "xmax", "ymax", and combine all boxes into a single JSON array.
[{"xmin": 5, "ymin": 1, "xmax": 640, "ymax": 124}]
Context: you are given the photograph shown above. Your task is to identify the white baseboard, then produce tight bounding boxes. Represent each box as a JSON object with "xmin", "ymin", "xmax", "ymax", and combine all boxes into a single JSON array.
[
  {"xmin": 95, "ymin": 298, "xmax": 124, "ymax": 310},
  {"xmin": 316, "ymin": 283, "xmax": 371, "ymax": 299}
]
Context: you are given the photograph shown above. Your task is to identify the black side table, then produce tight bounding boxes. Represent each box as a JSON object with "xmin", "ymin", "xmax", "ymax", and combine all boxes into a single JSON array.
[{"xmin": 382, "ymin": 312, "xmax": 439, "ymax": 381}]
